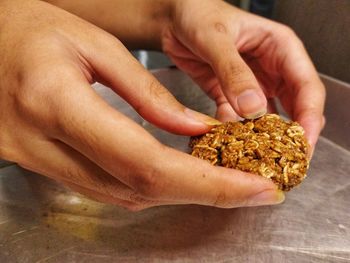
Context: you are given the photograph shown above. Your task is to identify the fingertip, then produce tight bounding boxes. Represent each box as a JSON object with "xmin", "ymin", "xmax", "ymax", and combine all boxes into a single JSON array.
[
  {"xmin": 157, "ymin": 148, "xmax": 285, "ymax": 208},
  {"xmin": 212, "ymin": 168, "xmax": 284, "ymax": 208},
  {"xmin": 215, "ymin": 102, "xmax": 240, "ymax": 122},
  {"xmin": 140, "ymin": 107, "xmax": 221, "ymax": 136},
  {"xmin": 296, "ymin": 112, "xmax": 325, "ymax": 157},
  {"xmin": 235, "ymin": 89, "xmax": 268, "ymax": 119},
  {"xmin": 246, "ymin": 189, "xmax": 285, "ymax": 207},
  {"xmin": 184, "ymin": 108, "xmax": 222, "ymax": 125},
  {"xmin": 232, "ymin": 171, "xmax": 284, "ymax": 207}
]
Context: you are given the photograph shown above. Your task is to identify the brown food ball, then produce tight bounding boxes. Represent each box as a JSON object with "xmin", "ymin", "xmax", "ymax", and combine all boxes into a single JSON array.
[{"xmin": 190, "ymin": 114, "xmax": 309, "ymax": 191}]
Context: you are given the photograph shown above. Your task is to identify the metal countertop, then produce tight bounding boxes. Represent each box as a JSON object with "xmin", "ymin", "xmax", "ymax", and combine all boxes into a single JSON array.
[{"xmin": 0, "ymin": 69, "xmax": 349, "ymax": 262}]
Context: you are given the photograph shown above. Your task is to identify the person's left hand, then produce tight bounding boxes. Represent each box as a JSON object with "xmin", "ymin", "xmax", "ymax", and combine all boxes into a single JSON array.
[{"xmin": 162, "ymin": 0, "xmax": 325, "ymax": 152}]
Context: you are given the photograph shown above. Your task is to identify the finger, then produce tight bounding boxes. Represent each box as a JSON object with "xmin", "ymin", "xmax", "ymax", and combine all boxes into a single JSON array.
[
  {"xmin": 278, "ymin": 31, "xmax": 326, "ymax": 150},
  {"xmin": 19, "ymin": 132, "xmax": 184, "ymax": 210},
  {"xmin": 18, "ymin": 136, "xmax": 158, "ymax": 206},
  {"xmin": 149, "ymin": 147, "xmax": 285, "ymax": 208},
  {"xmin": 171, "ymin": 53, "xmax": 274, "ymax": 121},
  {"xmin": 165, "ymin": 49, "xmax": 240, "ymax": 122},
  {"xmin": 64, "ymin": 181, "xmax": 140, "ymax": 210},
  {"xmin": 74, "ymin": 31, "xmax": 220, "ymax": 136},
  {"xmin": 209, "ymin": 47, "xmax": 267, "ymax": 119},
  {"xmin": 216, "ymin": 101, "xmax": 240, "ymax": 122},
  {"xmin": 293, "ymin": 86, "xmax": 325, "ymax": 156},
  {"xmin": 64, "ymin": 182, "xmax": 186, "ymax": 211},
  {"xmin": 63, "ymin": 181, "xmax": 157, "ymax": 211},
  {"xmin": 171, "ymin": 58, "xmax": 240, "ymax": 122},
  {"xmin": 50, "ymin": 83, "xmax": 284, "ymax": 208},
  {"xmin": 173, "ymin": 24, "xmax": 267, "ymax": 119}
]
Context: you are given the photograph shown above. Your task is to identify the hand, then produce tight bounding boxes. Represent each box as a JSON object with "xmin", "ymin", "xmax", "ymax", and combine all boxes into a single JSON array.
[
  {"xmin": 0, "ymin": 0, "xmax": 283, "ymax": 210},
  {"xmin": 162, "ymin": 0, "xmax": 326, "ymax": 151}
]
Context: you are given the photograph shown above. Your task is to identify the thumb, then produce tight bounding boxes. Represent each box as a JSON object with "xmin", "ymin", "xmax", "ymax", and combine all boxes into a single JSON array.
[
  {"xmin": 212, "ymin": 48, "xmax": 267, "ymax": 119},
  {"xmin": 81, "ymin": 34, "xmax": 221, "ymax": 135},
  {"xmin": 187, "ymin": 28, "xmax": 267, "ymax": 119}
]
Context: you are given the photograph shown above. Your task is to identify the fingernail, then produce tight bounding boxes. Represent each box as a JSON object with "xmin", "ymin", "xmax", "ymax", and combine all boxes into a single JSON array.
[
  {"xmin": 247, "ymin": 189, "xmax": 285, "ymax": 206},
  {"xmin": 184, "ymin": 108, "xmax": 222, "ymax": 126},
  {"xmin": 245, "ymin": 109, "xmax": 267, "ymax": 120},
  {"xmin": 237, "ymin": 90, "xmax": 267, "ymax": 119}
]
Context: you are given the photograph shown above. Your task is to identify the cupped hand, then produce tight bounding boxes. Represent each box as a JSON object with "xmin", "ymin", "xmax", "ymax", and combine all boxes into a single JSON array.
[
  {"xmin": 0, "ymin": 0, "xmax": 283, "ymax": 210},
  {"xmin": 162, "ymin": 0, "xmax": 326, "ymax": 151}
]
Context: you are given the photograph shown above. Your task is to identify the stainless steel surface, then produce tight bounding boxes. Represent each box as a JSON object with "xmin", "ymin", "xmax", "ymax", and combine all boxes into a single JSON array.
[
  {"xmin": 321, "ymin": 74, "xmax": 350, "ymax": 151},
  {"xmin": 1, "ymin": 69, "xmax": 349, "ymax": 262}
]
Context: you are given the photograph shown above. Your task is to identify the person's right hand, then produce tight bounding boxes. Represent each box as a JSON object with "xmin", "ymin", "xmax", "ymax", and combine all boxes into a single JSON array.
[
  {"xmin": 0, "ymin": 0, "xmax": 284, "ymax": 211},
  {"xmin": 161, "ymin": 0, "xmax": 325, "ymax": 155}
]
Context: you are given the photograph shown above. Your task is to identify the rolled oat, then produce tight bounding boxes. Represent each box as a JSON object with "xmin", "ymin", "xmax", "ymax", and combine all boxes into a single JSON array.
[{"xmin": 190, "ymin": 114, "xmax": 309, "ymax": 191}]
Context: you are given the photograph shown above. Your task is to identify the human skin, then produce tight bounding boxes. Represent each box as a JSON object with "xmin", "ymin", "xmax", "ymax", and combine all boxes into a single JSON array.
[
  {"xmin": 44, "ymin": 0, "xmax": 326, "ymax": 153},
  {"xmin": 0, "ymin": 0, "xmax": 325, "ymax": 211},
  {"xmin": 0, "ymin": 0, "xmax": 285, "ymax": 210}
]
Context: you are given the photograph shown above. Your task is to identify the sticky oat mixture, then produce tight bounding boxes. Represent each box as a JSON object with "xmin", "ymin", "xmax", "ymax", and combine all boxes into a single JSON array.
[{"xmin": 190, "ymin": 114, "xmax": 309, "ymax": 191}]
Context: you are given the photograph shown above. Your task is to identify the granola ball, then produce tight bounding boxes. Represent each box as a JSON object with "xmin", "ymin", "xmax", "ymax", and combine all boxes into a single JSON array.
[{"xmin": 190, "ymin": 114, "xmax": 309, "ymax": 191}]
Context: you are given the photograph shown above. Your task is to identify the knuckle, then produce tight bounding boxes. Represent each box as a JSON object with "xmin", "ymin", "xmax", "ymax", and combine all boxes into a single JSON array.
[
  {"xmin": 61, "ymin": 165, "xmax": 80, "ymax": 182},
  {"xmin": 214, "ymin": 22, "xmax": 228, "ymax": 34},
  {"xmin": 135, "ymin": 79, "xmax": 175, "ymax": 115},
  {"xmin": 132, "ymin": 166, "xmax": 163, "ymax": 199},
  {"xmin": 281, "ymin": 25, "xmax": 295, "ymax": 35},
  {"xmin": 278, "ymin": 25, "xmax": 302, "ymax": 44},
  {"xmin": 191, "ymin": 20, "xmax": 229, "ymax": 45},
  {"xmin": 225, "ymin": 72, "xmax": 256, "ymax": 94},
  {"xmin": 226, "ymin": 62, "xmax": 247, "ymax": 78},
  {"xmin": 16, "ymin": 68, "xmax": 80, "ymax": 134},
  {"xmin": 273, "ymin": 24, "xmax": 307, "ymax": 54},
  {"xmin": 190, "ymin": 27, "xmax": 206, "ymax": 46},
  {"xmin": 147, "ymin": 79, "xmax": 170, "ymax": 100},
  {"xmin": 14, "ymin": 82, "xmax": 42, "ymax": 119},
  {"xmin": 216, "ymin": 55, "xmax": 256, "ymax": 95},
  {"xmin": 0, "ymin": 128, "xmax": 31, "ymax": 165},
  {"xmin": 212, "ymin": 190, "xmax": 228, "ymax": 207},
  {"xmin": 14, "ymin": 76, "xmax": 58, "ymax": 125}
]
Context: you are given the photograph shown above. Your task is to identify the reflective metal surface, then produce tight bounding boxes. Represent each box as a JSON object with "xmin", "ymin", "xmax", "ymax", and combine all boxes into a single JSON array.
[
  {"xmin": 1, "ymin": 69, "xmax": 349, "ymax": 262},
  {"xmin": 321, "ymin": 74, "xmax": 350, "ymax": 152}
]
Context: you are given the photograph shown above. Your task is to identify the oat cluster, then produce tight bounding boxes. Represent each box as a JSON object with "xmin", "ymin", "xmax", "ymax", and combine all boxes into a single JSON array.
[{"xmin": 190, "ymin": 114, "xmax": 309, "ymax": 191}]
